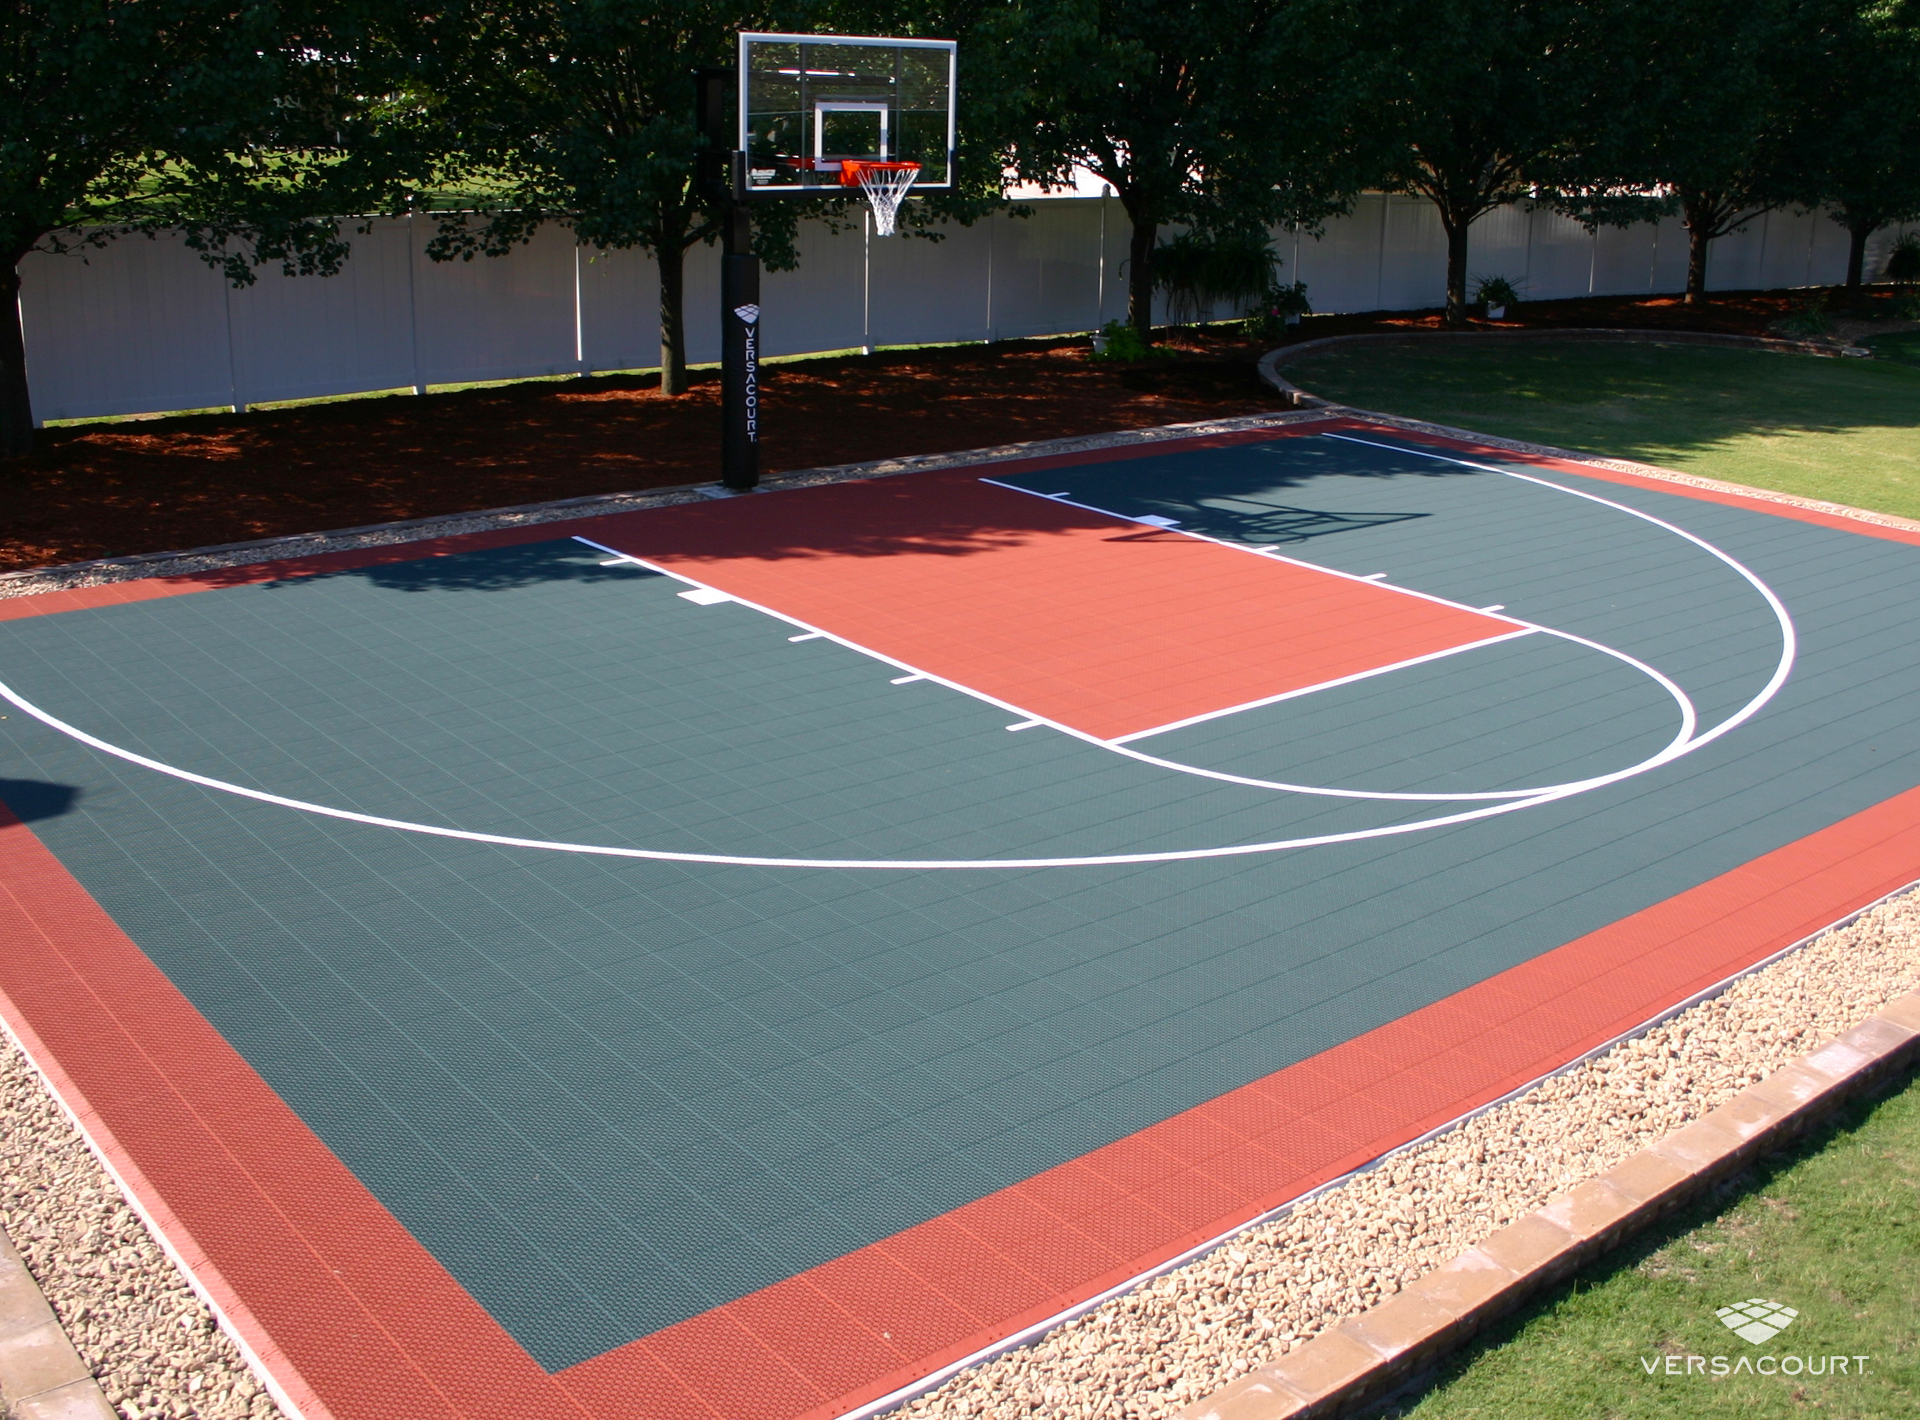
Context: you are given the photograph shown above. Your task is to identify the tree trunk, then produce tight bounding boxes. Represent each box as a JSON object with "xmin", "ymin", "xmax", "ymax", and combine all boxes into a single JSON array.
[
  {"xmin": 1845, "ymin": 221, "xmax": 1873, "ymax": 293},
  {"xmin": 1681, "ymin": 193, "xmax": 1714, "ymax": 304},
  {"xmin": 0, "ymin": 261, "xmax": 33, "ymax": 459},
  {"xmin": 1440, "ymin": 212, "xmax": 1470, "ymax": 325},
  {"xmin": 1127, "ymin": 212, "xmax": 1156, "ymax": 342},
  {"xmin": 657, "ymin": 238, "xmax": 689, "ymax": 396}
]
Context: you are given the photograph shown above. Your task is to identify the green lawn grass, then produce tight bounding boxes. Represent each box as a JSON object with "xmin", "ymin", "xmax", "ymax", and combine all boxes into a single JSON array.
[
  {"xmin": 1387, "ymin": 1069, "xmax": 1920, "ymax": 1419},
  {"xmin": 1284, "ymin": 338, "xmax": 1920, "ymax": 520}
]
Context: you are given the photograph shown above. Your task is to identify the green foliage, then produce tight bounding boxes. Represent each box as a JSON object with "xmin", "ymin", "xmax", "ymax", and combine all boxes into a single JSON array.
[
  {"xmin": 1088, "ymin": 319, "xmax": 1154, "ymax": 361},
  {"xmin": 0, "ymin": 0, "xmax": 409, "ymax": 456},
  {"xmin": 1886, "ymin": 234, "xmax": 1920, "ymax": 285},
  {"xmin": 1777, "ymin": 291, "xmax": 1833, "ymax": 338},
  {"xmin": 1370, "ymin": 0, "xmax": 1598, "ymax": 320},
  {"xmin": 1242, "ymin": 281, "xmax": 1313, "ymax": 340},
  {"xmin": 1151, "ymin": 233, "xmax": 1281, "ymax": 324},
  {"xmin": 1013, "ymin": 0, "xmax": 1377, "ymax": 337},
  {"xmin": 1474, "ymin": 274, "xmax": 1521, "ymax": 310},
  {"xmin": 1771, "ymin": 0, "xmax": 1920, "ymax": 282}
]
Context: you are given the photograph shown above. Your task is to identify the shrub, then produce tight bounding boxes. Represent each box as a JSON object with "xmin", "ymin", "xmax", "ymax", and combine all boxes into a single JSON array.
[
  {"xmin": 1151, "ymin": 233, "xmax": 1281, "ymax": 325},
  {"xmin": 1474, "ymin": 274, "xmax": 1522, "ymax": 311},
  {"xmin": 1242, "ymin": 281, "xmax": 1313, "ymax": 341},
  {"xmin": 1882, "ymin": 234, "xmax": 1920, "ymax": 285},
  {"xmin": 1089, "ymin": 319, "xmax": 1152, "ymax": 361},
  {"xmin": 1779, "ymin": 291, "xmax": 1833, "ymax": 338}
]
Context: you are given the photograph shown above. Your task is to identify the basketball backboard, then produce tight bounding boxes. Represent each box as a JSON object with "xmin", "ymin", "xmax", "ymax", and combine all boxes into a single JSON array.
[{"xmin": 738, "ymin": 33, "xmax": 956, "ymax": 195}]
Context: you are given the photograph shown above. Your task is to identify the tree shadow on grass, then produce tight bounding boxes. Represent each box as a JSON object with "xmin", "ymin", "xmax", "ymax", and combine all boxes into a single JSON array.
[
  {"xmin": 1371, "ymin": 1062, "xmax": 1920, "ymax": 1418},
  {"xmin": 1286, "ymin": 341, "xmax": 1920, "ymax": 470}
]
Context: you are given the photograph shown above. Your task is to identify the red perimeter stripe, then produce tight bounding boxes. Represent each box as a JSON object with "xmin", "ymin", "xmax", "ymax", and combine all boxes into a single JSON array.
[
  {"xmin": 4, "ymin": 788, "xmax": 1920, "ymax": 1420},
  {"xmin": 582, "ymin": 471, "xmax": 1513, "ymax": 741}
]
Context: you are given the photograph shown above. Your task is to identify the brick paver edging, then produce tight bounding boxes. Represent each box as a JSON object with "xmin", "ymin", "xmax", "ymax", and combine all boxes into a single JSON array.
[
  {"xmin": 1180, "ymin": 988, "xmax": 1920, "ymax": 1420},
  {"xmin": 0, "ymin": 1226, "xmax": 114, "ymax": 1420}
]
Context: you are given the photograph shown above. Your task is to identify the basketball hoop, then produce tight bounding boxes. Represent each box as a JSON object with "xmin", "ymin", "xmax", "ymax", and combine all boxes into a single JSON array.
[{"xmin": 842, "ymin": 160, "xmax": 920, "ymax": 237}]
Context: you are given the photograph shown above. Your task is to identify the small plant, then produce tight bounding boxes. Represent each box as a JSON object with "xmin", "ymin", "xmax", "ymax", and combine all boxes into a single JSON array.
[
  {"xmin": 1242, "ymin": 281, "xmax": 1313, "ymax": 341},
  {"xmin": 1474, "ymin": 275, "xmax": 1521, "ymax": 316},
  {"xmin": 1088, "ymin": 319, "xmax": 1152, "ymax": 361},
  {"xmin": 1884, "ymin": 233, "xmax": 1920, "ymax": 286},
  {"xmin": 1778, "ymin": 291, "xmax": 1833, "ymax": 338},
  {"xmin": 1892, "ymin": 290, "xmax": 1920, "ymax": 320}
]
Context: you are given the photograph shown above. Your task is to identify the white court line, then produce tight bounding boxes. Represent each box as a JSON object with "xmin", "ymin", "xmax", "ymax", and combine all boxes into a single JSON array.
[
  {"xmin": 1318, "ymin": 431, "xmax": 1798, "ymax": 757},
  {"xmin": 789, "ymin": 632, "xmax": 825, "ymax": 642},
  {"xmin": 0, "ymin": 461, "xmax": 1795, "ymax": 870},
  {"xmin": 1108, "ymin": 630, "xmax": 1536, "ymax": 744},
  {"xmin": 978, "ymin": 477, "xmax": 1530, "ymax": 631},
  {"xmin": 891, "ymin": 674, "xmax": 927, "ymax": 685}
]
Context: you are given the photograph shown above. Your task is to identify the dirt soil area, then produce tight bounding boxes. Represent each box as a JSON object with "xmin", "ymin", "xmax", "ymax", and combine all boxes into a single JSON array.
[{"xmin": 0, "ymin": 287, "xmax": 1892, "ymax": 574}]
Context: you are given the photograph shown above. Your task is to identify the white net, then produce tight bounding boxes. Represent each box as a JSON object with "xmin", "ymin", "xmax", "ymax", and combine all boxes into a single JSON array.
[{"xmin": 850, "ymin": 162, "xmax": 920, "ymax": 236}]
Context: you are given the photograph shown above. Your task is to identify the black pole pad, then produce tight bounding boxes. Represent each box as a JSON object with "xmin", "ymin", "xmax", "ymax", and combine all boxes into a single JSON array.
[{"xmin": 721, "ymin": 208, "xmax": 761, "ymax": 491}]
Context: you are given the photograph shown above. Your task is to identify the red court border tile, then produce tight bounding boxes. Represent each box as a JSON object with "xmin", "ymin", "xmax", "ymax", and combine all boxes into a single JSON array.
[{"xmin": 4, "ymin": 422, "xmax": 1920, "ymax": 1420}]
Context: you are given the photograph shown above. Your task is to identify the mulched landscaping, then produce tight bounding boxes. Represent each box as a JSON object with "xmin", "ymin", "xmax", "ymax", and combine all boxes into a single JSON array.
[{"xmin": 0, "ymin": 287, "xmax": 1882, "ymax": 574}]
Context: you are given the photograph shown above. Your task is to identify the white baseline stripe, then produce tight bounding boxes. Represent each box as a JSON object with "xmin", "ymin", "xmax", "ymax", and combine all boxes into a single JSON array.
[
  {"xmin": 977, "ymin": 477, "xmax": 1530, "ymax": 630},
  {"xmin": 1108, "ymin": 629, "xmax": 1536, "ymax": 744}
]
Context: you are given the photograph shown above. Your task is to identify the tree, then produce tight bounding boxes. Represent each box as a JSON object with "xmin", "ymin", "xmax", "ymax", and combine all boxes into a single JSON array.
[
  {"xmin": 0, "ymin": 1, "xmax": 388, "ymax": 459},
  {"xmin": 1370, "ymin": 0, "xmax": 1592, "ymax": 325},
  {"xmin": 1015, "ymin": 0, "xmax": 1375, "ymax": 341},
  {"xmin": 396, "ymin": 1, "xmax": 810, "ymax": 398},
  {"xmin": 1561, "ymin": 0, "xmax": 1800, "ymax": 303},
  {"xmin": 1773, "ymin": 0, "xmax": 1920, "ymax": 292}
]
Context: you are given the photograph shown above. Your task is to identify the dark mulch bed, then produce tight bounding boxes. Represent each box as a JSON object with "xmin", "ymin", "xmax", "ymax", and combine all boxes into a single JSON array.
[{"xmin": 0, "ymin": 287, "xmax": 1875, "ymax": 574}]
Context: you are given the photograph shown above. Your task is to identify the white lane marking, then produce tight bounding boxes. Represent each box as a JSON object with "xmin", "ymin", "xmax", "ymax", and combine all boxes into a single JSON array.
[
  {"xmin": 979, "ymin": 477, "xmax": 1530, "ymax": 631},
  {"xmin": 1318, "ymin": 431, "xmax": 1798, "ymax": 757},
  {"xmin": 1108, "ymin": 630, "xmax": 1537, "ymax": 745},
  {"xmin": 0, "ymin": 467, "xmax": 1793, "ymax": 871},
  {"xmin": 891, "ymin": 674, "xmax": 927, "ymax": 685},
  {"xmin": 1006, "ymin": 719, "xmax": 1044, "ymax": 731},
  {"xmin": 678, "ymin": 588, "xmax": 732, "ymax": 605},
  {"xmin": 0, "ymin": 677, "xmax": 1590, "ymax": 869},
  {"xmin": 789, "ymin": 632, "xmax": 825, "ymax": 642}
]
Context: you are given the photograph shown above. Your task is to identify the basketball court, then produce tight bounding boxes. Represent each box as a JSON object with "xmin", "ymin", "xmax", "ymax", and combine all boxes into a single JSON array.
[{"xmin": 4, "ymin": 416, "xmax": 1920, "ymax": 1420}]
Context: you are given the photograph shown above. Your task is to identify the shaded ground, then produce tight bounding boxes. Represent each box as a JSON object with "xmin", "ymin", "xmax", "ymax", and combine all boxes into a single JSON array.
[
  {"xmin": 1285, "ymin": 337, "xmax": 1920, "ymax": 519},
  {"xmin": 3, "ymin": 287, "xmax": 1913, "ymax": 574},
  {"xmin": 1390, "ymin": 1066, "xmax": 1920, "ymax": 1420},
  {"xmin": 0, "ymin": 332, "xmax": 1276, "ymax": 573}
]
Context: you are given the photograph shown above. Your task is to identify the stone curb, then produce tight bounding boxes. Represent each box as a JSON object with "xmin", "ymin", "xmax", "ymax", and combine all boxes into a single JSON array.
[
  {"xmin": 1179, "ymin": 988, "xmax": 1920, "ymax": 1420},
  {"xmin": 0, "ymin": 408, "xmax": 1337, "ymax": 602},
  {"xmin": 0, "ymin": 1229, "xmax": 114, "ymax": 1420}
]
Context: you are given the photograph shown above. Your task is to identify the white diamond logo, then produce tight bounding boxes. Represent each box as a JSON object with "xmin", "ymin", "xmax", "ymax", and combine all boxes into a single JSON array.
[
  {"xmin": 1716, "ymin": 1298, "xmax": 1798, "ymax": 1345},
  {"xmin": 733, "ymin": 304, "xmax": 760, "ymax": 324}
]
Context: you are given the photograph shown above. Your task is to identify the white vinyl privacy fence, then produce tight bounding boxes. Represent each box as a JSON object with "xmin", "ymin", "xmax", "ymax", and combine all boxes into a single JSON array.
[{"xmin": 19, "ymin": 195, "xmax": 1914, "ymax": 424}]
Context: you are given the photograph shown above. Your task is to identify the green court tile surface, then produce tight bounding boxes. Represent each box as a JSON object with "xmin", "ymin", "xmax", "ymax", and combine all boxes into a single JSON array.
[{"xmin": 1, "ymin": 433, "xmax": 1916, "ymax": 1368}]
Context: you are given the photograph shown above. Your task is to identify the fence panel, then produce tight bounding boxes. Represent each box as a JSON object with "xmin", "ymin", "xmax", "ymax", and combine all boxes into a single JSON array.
[
  {"xmin": 19, "ymin": 198, "xmax": 1878, "ymax": 426},
  {"xmin": 229, "ymin": 218, "xmax": 416, "ymax": 405},
  {"xmin": 21, "ymin": 236, "xmax": 233, "ymax": 422}
]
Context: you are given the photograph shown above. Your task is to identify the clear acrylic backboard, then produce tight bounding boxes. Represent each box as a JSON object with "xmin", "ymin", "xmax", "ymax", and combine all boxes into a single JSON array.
[{"xmin": 738, "ymin": 33, "xmax": 956, "ymax": 195}]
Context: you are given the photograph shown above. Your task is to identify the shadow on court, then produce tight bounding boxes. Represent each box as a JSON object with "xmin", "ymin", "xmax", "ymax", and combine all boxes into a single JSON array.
[{"xmin": 0, "ymin": 779, "xmax": 81, "ymax": 823}]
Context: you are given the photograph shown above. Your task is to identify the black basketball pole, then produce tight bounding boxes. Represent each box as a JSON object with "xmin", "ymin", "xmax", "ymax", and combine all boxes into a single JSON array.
[
  {"xmin": 699, "ymin": 68, "xmax": 762, "ymax": 492},
  {"xmin": 719, "ymin": 182, "xmax": 761, "ymax": 492}
]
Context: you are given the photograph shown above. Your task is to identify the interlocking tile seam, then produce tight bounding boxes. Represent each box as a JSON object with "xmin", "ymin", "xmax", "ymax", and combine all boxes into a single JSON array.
[
  {"xmin": 1179, "ymin": 986, "xmax": 1920, "ymax": 1420},
  {"xmin": 0, "ymin": 1222, "xmax": 116, "ymax": 1420}
]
